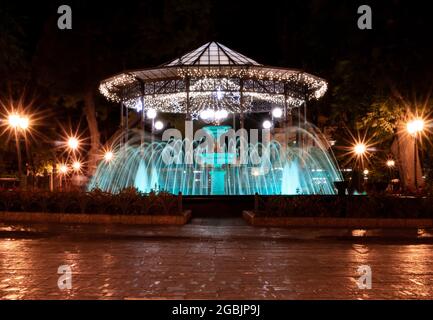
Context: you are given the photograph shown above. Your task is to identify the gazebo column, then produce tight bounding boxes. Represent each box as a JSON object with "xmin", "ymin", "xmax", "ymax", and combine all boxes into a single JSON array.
[
  {"xmin": 125, "ymin": 101, "xmax": 129, "ymax": 143},
  {"xmin": 140, "ymin": 80, "xmax": 146, "ymax": 148},
  {"xmin": 120, "ymin": 100, "xmax": 124, "ymax": 148},
  {"xmin": 240, "ymin": 79, "xmax": 245, "ymax": 129},
  {"xmin": 303, "ymin": 91, "xmax": 308, "ymax": 149},
  {"xmin": 120, "ymin": 87, "xmax": 128, "ymax": 147},
  {"xmin": 185, "ymin": 77, "xmax": 191, "ymax": 121},
  {"xmin": 297, "ymin": 101, "xmax": 301, "ymax": 147},
  {"xmin": 284, "ymin": 87, "xmax": 288, "ymax": 150}
]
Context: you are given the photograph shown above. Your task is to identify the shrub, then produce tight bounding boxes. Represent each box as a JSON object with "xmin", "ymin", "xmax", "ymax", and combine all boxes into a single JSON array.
[
  {"xmin": 254, "ymin": 194, "xmax": 432, "ymax": 218},
  {"xmin": 0, "ymin": 189, "xmax": 182, "ymax": 215}
]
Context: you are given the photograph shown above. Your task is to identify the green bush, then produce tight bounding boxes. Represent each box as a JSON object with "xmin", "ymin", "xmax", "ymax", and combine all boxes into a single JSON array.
[
  {"xmin": 0, "ymin": 189, "xmax": 182, "ymax": 215},
  {"xmin": 254, "ymin": 195, "xmax": 432, "ymax": 219}
]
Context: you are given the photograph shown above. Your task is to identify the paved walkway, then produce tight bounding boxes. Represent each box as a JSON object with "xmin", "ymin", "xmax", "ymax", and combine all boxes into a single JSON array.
[{"xmin": 0, "ymin": 218, "xmax": 433, "ymax": 299}]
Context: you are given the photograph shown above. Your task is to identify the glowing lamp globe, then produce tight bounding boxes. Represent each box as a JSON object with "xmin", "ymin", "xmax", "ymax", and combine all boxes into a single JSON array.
[
  {"xmin": 8, "ymin": 114, "xmax": 21, "ymax": 128},
  {"xmin": 154, "ymin": 120, "xmax": 164, "ymax": 130},
  {"xmin": 18, "ymin": 117, "xmax": 29, "ymax": 130},
  {"xmin": 72, "ymin": 161, "xmax": 81, "ymax": 171},
  {"xmin": 262, "ymin": 120, "xmax": 272, "ymax": 129},
  {"xmin": 146, "ymin": 108, "xmax": 157, "ymax": 119},
  {"xmin": 59, "ymin": 164, "xmax": 68, "ymax": 174},
  {"xmin": 67, "ymin": 137, "xmax": 79, "ymax": 150},
  {"xmin": 386, "ymin": 160, "xmax": 395, "ymax": 168},
  {"xmin": 407, "ymin": 119, "xmax": 424, "ymax": 136},
  {"xmin": 354, "ymin": 143, "xmax": 366, "ymax": 156},
  {"xmin": 104, "ymin": 151, "xmax": 114, "ymax": 162},
  {"xmin": 272, "ymin": 107, "xmax": 283, "ymax": 118}
]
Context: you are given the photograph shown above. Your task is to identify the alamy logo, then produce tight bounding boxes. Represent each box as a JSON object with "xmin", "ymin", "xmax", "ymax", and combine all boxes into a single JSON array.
[
  {"xmin": 357, "ymin": 265, "xmax": 372, "ymax": 289},
  {"xmin": 57, "ymin": 5, "xmax": 72, "ymax": 30},
  {"xmin": 57, "ymin": 265, "xmax": 72, "ymax": 290},
  {"xmin": 161, "ymin": 121, "xmax": 272, "ymax": 166},
  {"xmin": 357, "ymin": 5, "xmax": 372, "ymax": 30}
]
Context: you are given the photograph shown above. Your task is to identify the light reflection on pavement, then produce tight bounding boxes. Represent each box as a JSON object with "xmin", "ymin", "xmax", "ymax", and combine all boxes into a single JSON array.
[{"xmin": 0, "ymin": 219, "xmax": 432, "ymax": 299}]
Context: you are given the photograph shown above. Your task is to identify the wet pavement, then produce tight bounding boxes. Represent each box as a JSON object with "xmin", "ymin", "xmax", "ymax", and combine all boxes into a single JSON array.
[{"xmin": 0, "ymin": 218, "xmax": 433, "ymax": 299}]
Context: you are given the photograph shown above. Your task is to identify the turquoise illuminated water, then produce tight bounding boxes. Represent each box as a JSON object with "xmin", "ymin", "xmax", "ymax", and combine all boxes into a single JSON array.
[{"xmin": 88, "ymin": 125, "xmax": 342, "ymax": 195}]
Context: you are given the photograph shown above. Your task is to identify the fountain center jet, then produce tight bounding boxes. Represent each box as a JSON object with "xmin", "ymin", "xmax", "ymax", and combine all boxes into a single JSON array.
[{"xmin": 199, "ymin": 126, "xmax": 235, "ymax": 195}]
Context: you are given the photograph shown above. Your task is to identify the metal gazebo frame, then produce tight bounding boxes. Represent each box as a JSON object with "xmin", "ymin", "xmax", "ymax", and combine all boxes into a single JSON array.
[{"xmin": 99, "ymin": 41, "xmax": 328, "ymax": 141}]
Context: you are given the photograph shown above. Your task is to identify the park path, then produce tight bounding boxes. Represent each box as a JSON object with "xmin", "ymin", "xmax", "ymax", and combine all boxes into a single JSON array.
[{"xmin": 0, "ymin": 219, "xmax": 432, "ymax": 299}]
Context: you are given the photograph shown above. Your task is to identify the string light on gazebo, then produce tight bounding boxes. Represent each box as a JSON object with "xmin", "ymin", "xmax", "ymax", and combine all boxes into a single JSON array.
[{"xmin": 99, "ymin": 41, "xmax": 328, "ymax": 127}]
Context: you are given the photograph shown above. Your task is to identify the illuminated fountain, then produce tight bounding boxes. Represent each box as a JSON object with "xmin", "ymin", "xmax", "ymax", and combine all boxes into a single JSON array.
[
  {"xmin": 90, "ymin": 42, "xmax": 342, "ymax": 195},
  {"xmin": 88, "ymin": 123, "xmax": 341, "ymax": 195}
]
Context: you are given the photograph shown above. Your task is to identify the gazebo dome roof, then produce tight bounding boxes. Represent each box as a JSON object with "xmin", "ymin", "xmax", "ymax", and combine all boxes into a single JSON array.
[
  {"xmin": 163, "ymin": 42, "xmax": 262, "ymax": 66},
  {"xmin": 99, "ymin": 42, "xmax": 328, "ymax": 116}
]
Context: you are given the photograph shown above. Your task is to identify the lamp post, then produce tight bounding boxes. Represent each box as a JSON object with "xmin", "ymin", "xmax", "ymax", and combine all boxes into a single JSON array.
[
  {"xmin": 406, "ymin": 118, "xmax": 424, "ymax": 191},
  {"xmin": 353, "ymin": 142, "xmax": 367, "ymax": 192},
  {"xmin": 146, "ymin": 108, "xmax": 157, "ymax": 144},
  {"xmin": 271, "ymin": 107, "xmax": 283, "ymax": 127},
  {"xmin": 58, "ymin": 163, "xmax": 68, "ymax": 191},
  {"xmin": 7, "ymin": 113, "xmax": 30, "ymax": 185},
  {"xmin": 386, "ymin": 159, "xmax": 396, "ymax": 192}
]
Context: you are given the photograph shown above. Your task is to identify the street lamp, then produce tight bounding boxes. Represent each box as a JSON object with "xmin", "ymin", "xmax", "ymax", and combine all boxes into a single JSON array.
[
  {"xmin": 18, "ymin": 117, "xmax": 29, "ymax": 130},
  {"xmin": 6, "ymin": 113, "xmax": 30, "ymax": 182},
  {"xmin": 72, "ymin": 161, "xmax": 81, "ymax": 172},
  {"xmin": 407, "ymin": 118, "xmax": 425, "ymax": 191},
  {"xmin": 354, "ymin": 143, "xmax": 367, "ymax": 157},
  {"xmin": 59, "ymin": 164, "xmax": 68, "ymax": 174},
  {"xmin": 67, "ymin": 136, "xmax": 79, "ymax": 152},
  {"xmin": 386, "ymin": 159, "xmax": 395, "ymax": 168},
  {"xmin": 104, "ymin": 150, "xmax": 114, "ymax": 162},
  {"xmin": 406, "ymin": 118, "xmax": 424, "ymax": 136},
  {"xmin": 58, "ymin": 163, "xmax": 68, "ymax": 190},
  {"xmin": 8, "ymin": 114, "xmax": 21, "ymax": 128}
]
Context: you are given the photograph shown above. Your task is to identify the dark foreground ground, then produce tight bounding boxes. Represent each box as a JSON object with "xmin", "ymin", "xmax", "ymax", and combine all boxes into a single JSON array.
[{"xmin": 0, "ymin": 218, "xmax": 432, "ymax": 299}]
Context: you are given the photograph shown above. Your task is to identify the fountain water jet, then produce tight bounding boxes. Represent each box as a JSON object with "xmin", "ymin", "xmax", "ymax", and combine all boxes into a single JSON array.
[{"xmin": 88, "ymin": 123, "xmax": 342, "ymax": 195}]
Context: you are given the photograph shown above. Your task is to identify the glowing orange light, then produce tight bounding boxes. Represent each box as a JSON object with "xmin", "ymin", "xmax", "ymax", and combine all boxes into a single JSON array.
[
  {"xmin": 59, "ymin": 164, "xmax": 68, "ymax": 174},
  {"xmin": 67, "ymin": 137, "xmax": 79, "ymax": 151},
  {"xmin": 407, "ymin": 118, "xmax": 425, "ymax": 136},
  {"xmin": 104, "ymin": 151, "xmax": 114, "ymax": 162},
  {"xmin": 354, "ymin": 143, "xmax": 367, "ymax": 156},
  {"xmin": 72, "ymin": 161, "xmax": 81, "ymax": 171},
  {"xmin": 7, "ymin": 114, "xmax": 29, "ymax": 130},
  {"xmin": 386, "ymin": 159, "xmax": 395, "ymax": 168}
]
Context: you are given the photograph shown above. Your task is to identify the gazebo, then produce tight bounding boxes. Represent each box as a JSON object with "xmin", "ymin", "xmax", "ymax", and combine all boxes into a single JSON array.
[
  {"xmin": 99, "ymin": 41, "xmax": 327, "ymax": 134},
  {"xmin": 91, "ymin": 43, "xmax": 341, "ymax": 196}
]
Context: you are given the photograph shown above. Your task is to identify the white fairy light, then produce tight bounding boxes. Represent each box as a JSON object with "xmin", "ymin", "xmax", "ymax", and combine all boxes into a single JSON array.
[
  {"xmin": 200, "ymin": 109, "xmax": 213, "ymax": 120},
  {"xmin": 215, "ymin": 109, "xmax": 228, "ymax": 120}
]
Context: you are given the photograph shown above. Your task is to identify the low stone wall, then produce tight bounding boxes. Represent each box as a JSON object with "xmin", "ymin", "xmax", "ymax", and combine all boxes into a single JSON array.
[
  {"xmin": 0, "ymin": 210, "xmax": 192, "ymax": 225},
  {"xmin": 243, "ymin": 211, "xmax": 433, "ymax": 228}
]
